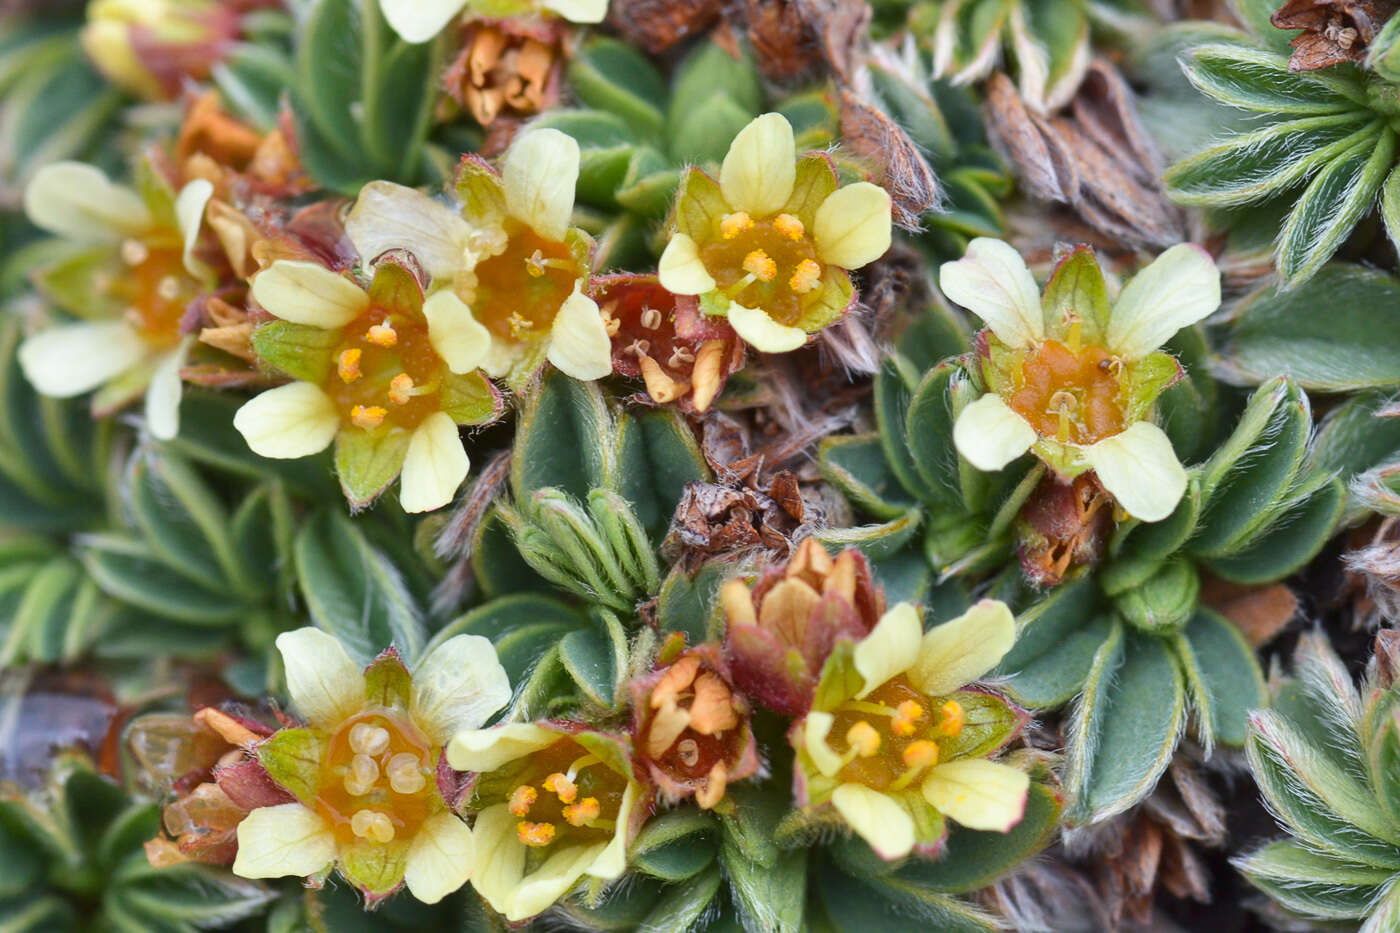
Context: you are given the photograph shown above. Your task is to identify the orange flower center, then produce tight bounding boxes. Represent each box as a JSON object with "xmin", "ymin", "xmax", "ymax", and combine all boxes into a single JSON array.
[
  {"xmin": 470, "ymin": 219, "xmax": 582, "ymax": 342},
  {"xmin": 115, "ymin": 237, "xmax": 201, "ymax": 349},
  {"xmin": 700, "ymin": 212, "xmax": 822, "ymax": 327},
  {"xmin": 314, "ymin": 709, "xmax": 438, "ymax": 846},
  {"xmin": 327, "ymin": 303, "xmax": 442, "ymax": 433},
  {"xmin": 498, "ymin": 738, "xmax": 625, "ymax": 850},
  {"xmin": 1006, "ymin": 338, "xmax": 1125, "ymax": 445},
  {"xmin": 826, "ymin": 676, "xmax": 965, "ymax": 793}
]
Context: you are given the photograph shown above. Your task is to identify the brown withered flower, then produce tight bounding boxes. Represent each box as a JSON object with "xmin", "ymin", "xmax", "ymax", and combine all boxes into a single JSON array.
[
  {"xmin": 721, "ymin": 538, "xmax": 884, "ymax": 715},
  {"xmin": 444, "ymin": 19, "xmax": 566, "ymax": 127},
  {"xmin": 1016, "ymin": 473, "xmax": 1114, "ymax": 588},
  {"xmin": 131, "ymin": 706, "xmax": 293, "ymax": 868},
  {"xmin": 597, "ymin": 274, "xmax": 743, "ymax": 413},
  {"xmin": 1273, "ymin": 0, "xmax": 1400, "ymax": 71},
  {"xmin": 630, "ymin": 642, "xmax": 760, "ymax": 808}
]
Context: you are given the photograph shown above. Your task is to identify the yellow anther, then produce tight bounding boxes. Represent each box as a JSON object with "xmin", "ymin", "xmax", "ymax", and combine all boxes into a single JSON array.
[
  {"xmin": 640, "ymin": 307, "xmax": 663, "ymax": 330},
  {"xmin": 543, "ymin": 772, "xmax": 578, "ymax": 804},
  {"xmin": 507, "ymin": 311, "xmax": 532, "ymax": 338},
  {"xmin": 365, "ymin": 322, "xmax": 398, "ymax": 347},
  {"xmin": 156, "ymin": 276, "xmax": 181, "ymax": 301},
  {"xmin": 516, "ymin": 820, "xmax": 556, "ymax": 847},
  {"xmin": 742, "ymin": 250, "xmax": 777, "ymax": 283},
  {"xmin": 386, "ymin": 752, "xmax": 426, "ymax": 795},
  {"xmin": 508, "ymin": 784, "xmax": 538, "ymax": 818},
  {"xmin": 337, "ymin": 348, "xmax": 362, "ymax": 383},
  {"xmin": 937, "ymin": 700, "xmax": 965, "ymax": 737},
  {"xmin": 562, "ymin": 796, "xmax": 601, "ymax": 827},
  {"xmin": 351, "ymin": 405, "xmax": 387, "ymax": 429},
  {"xmin": 349, "ymin": 723, "xmax": 390, "ymax": 756},
  {"xmin": 389, "ymin": 373, "xmax": 414, "ymax": 406},
  {"xmin": 720, "ymin": 212, "xmax": 753, "ymax": 239},
  {"xmin": 525, "ymin": 249, "xmax": 547, "ymax": 278},
  {"xmin": 891, "ymin": 700, "xmax": 925, "ymax": 737},
  {"xmin": 789, "ymin": 259, "xmax": 822, "ymax": 295},
  {"xmin": 121, "ymin": 239, "xmax": 149, "ymax": 266},
  {"xmin": 846, "ymin": 721, "xmax": 881, "ymax": 758},
  {"xmin": 350, "ymin": 809, "xmax": 396, "ymax": 843},
  {"xmin": 902, "ymin": 740, "xmax": 939, "ymax": 770},
  {"xmin": 774, "ymin": 213, "xmax": 805, "ymax": 240}
]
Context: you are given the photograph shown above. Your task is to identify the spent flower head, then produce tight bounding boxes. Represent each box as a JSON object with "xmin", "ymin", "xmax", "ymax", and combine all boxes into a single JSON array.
[
  {"xmin": 658, "ymin": 113, "xmax": 893, "ymax": 354},
  {"xmin": 447, "ymin": 722, "xmax": 650, "ymax": 922},
  {"xmin": 941, "ymin": 239, "xmax": 1221, "ymax": 522},
  {"xmin": 234, "ymin": 257, "xmax": 504, "ymax": 513},
  {"xmin": 233, "ymin": 628, "xmax": 511, "ymax": 904},
  {"xmin": 790, "ymin": 600, "xmax": 1030, "ymax": 860},
  {"xmin": 346, "ymin": 129, "xmax": 612, "ymax": 387},
  {"xmin": 18, "ymin": 161, "xmax": 214, "ymax": 440}
]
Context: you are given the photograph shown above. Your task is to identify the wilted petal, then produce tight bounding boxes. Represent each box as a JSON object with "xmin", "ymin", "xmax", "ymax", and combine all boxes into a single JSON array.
[
  {"xmin": 922, "ymin": 760, "xmax": 1029, "ymax": 832},
  {"xmin": 727, "ymin": 303, "xmax": 807, "ymax": 353},
  {"xmin": 233, "ymin": 382, "xmax": 340, "ymax": 459},
  {"xmin": 400, "ymin": 412, "xmax": 469, "ymax": 513},
  {"xmin": 1106, "ymin": 244, "xmax": 1220, "ymax": 360},
  {"xmin": 907, "ymin": 599, "xmax": 1016, "ymax": 696},
  {"xmin": 379, "ymin": 0, "xmax": 464, "ymax": 43},
  {"xmin": 275, "ymin": 627, "xmax": 366, "ymax": 728},
  {"xmin": 813, "ymin": 183, "xmax": 892, "ymax": 270},
  {"xmin": 24, "ymin": 161, "xmax": 151, "ymax": 240},
  {"xmin": 251, "ymin": 261, "xmax": 368, "ymax": 329},
  {"xmin": 1084, "ymin": 421, "xmax": 1187, "ymax": 522},
  {"xmin": 19, "ymin": 320, "xmax": 146, "ymax": 398},
  {"xmin": 853, "ymin": 603, "xmax": 923, "ymax": 699},
  {"xmin": 939, "ymin": 238, "xmax": 1043, "ymax": 347},
  {"xmin": 232, "ymin": 803, "xmax": 336, "ymax": 879},
  {"xmin": 546, "ymin": 291, "xmax": 613, "ymax": 380},
  {"xmin": 144, "ymin": 338, "xmax": 192, "ymax": 441},
  {"xmin": 446, "ymin": 723, "xmax": 557, "ymax": 772},
  {"xmin": 424, "ymin": 290, "xmax": 490, "ymax": 374},
  {"xmin": 403, "ymin": 812, "xmax": 474, "ymax": 904},
  {"xmin": 502, "ymin": 129, "xmax": 579, "ymax": 242},
  {"xmin": 346, "ymin": 181, "xmax": 472, "ymax": 281},
  {"xmin": 410, "ymin": 634, "xmax": 512, "ymax": 745},
  {"xmin": 953, "ymin": 394, "xmax": 1036, "ymax": 471},
  {"xmin": 831, "ymin": 783, "xmax": 915, "ymax": 860},
  {"xmin": 657, "ymin": 233, "xmax": 716, "ymax": 296},
  {"xmin": 720, "ymin": 113, "xmax": 796, "ymax": 217}
]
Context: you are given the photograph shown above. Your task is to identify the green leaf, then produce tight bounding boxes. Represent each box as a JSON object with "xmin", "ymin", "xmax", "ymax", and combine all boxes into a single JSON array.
[
  {"xmin": 669, "ymin": 95, "xmax": 754, "ymax": 165},
  {"xmin": 818, "ymin": 434, "xmax": 918, "ymax": 521},
  {"xmin": 1230, "ymin": 0, "xmax": 1303, "ymax": 52},
  {"xmin": 668, "ymin": 40, "xmax": 760, "ymax": 149},
  {"xmin": 630, "ymin": 810, "xmax": 717, "ymax": 882},
  {"xmin": 333, "ymin": 429, "xmax": 410, "ymax": 510},
  {"xmin": 655, "ymin": 560, "xmax": 730, "ymax": 643},
  {"xmin": 126, "ymin": 451, "xmax": 244, "ymax": 595},
  {"xmin": 815, "ymin": 509, "xmax": 923, "ymax": 562},
  {"xmin": 1113, "ymin": 559, "xmax": 1199, "ymax": 636},
  {"xmin": 1000, "ymin": 614, "xmax": 1112, "ymax": 710},
  {"xmin": 1203, "ymin": 478, "xmax": 1344, "ymax": 584},
  {"xmin": 559, "ymin": 612, "xmax": 625, "ymax": 708},
  {"xmin": 429, "ymin": 593, "xmax": 586, "ymax": 686},
  {"xmin": 1311, "ymin": 390, "xmax": 1400, "ymax": 483},
  {"xmin": 568, "ymin": 38, "xmax": 666, "ymax": 140},
  {"xmin": 294, "ymin": 0, "xmax": 363, "ymax": 162},
  {"xmin": 873, "ymin": 356, "xmax": 937, "ymax": 504},
  {"xmin": 1173, "ymin": 608, "xmax": 1266, "ymax": 748},
  {"xmin": 512, "ymin": 370, "xmax": 610, "ymax": 501},
  {"xmin": 81, "ymin": 535, "xmax": 248, "ymax": 626},
  {"xmin": 1183, "ymin": 44, "xmax": 1359, "ymax": 114},
  {"xmin": 636, "ymin": 866, "xmax": 723, "ymax": 933},
  {"xmin": 294, "ymin": 509, "xmax": 425, "ymax": 666},
  {"xmin": 1236, "ymin": 840, "xmax": 1389, "ymax": 921},
  {"xmin": 817, "ymin": 858, "xmax": 997, "ymax": 933},
  {"xmin": 212, "ymin": 45, "xmax": 298, "ymax": 131},
  {"xmin": 613, "ymin": 408, "xmax": 708, "ymax": 540},
  {"xmin": 903, "ymin": 363, "xmax": 970, "ymax": 510},
  {"xmin": 722, "ymin": 837, "xmax": 805, "ymax": 933}
]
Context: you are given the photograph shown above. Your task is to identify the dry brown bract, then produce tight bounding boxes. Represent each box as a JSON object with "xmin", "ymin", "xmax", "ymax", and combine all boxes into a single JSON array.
[
  {"xmin": 1273, "ymin": 0, "xmax": 1400, "ymax": 71},
  {"xmin": 838, "ymin": 90, "xmax": 939, "ymax": 231}
]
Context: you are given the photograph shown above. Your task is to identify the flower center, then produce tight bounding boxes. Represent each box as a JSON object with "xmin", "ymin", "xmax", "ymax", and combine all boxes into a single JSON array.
[
  {"xmin": 115, "ymin": 237, "xmax": 200, "ymax": 348},
  {"xmin": 1006, "ymin": 338, "xmax": 1125, "ymax": 445},
  {"xmin": 468, "ymin": 219, "xmax": 581, "ymax": 342},
  {"xmin": 700, "ymin": 212, "xmax": 822, "ymax": 327},
  {"xmin": 500, "ymin": 739, "xmax": 625, "ymax": 851},
  {"xmin": 314, "ymin": 709, "xmax": 438, "ymax": 846},
  {"xmin": 326, "ymin": 303, "xmax": 442, "ymax": 433},
  {"xmin": 827, "ymin": 676, "xmax": 965, "ymax": 793}
]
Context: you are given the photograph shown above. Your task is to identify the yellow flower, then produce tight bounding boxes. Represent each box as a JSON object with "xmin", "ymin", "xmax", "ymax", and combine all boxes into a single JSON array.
[
  {"xmin": 18, "ymin": 161, "xmax": 213, "ymax": 440},
  {"xmin": 791, "ymin": 600, "xmax": 1030, "ymax": 860},
  {"xmin": 380, "ymin": 0, "xmax": 607, "ymax": 44},
  {"xmin": 233, "ymin": 628, "xmax": 512, "ymax": 904},
  {"xmin": 82, "ymin": 0, "xmax": 234, "ymax": 100},
  {"xmin": 233, "ymin": 259, "xmax": 503, "ymax": 513},
  {"xmin": 447, "ymin": 723, "xmax": 648, "ymax": 922},
  {"xmin": 657, "ymin": 113, "xmax": 892, "ymax": 354},
  {"xmin": 345, "ymin": 129, "xmax": 611, "ymax": 388}
]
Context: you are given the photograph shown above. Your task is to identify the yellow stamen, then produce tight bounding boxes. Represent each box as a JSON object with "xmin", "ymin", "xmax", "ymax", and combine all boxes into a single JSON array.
[
  {"xmin": 350, "ymin": 809, "xmax": 396, "ymax": 843},
  {"xmin": 337, "ymin": 348, "xmax": 362, "ymax": 383},
  {"xmin": 789, "ymin": 259, "xmax": 822, "ymax": 295},
  {"xmin": 774, "ymin": 213, "xmax": 805, "ymax": 240},
  {"xmin": 351, "ymin": 405, "xmax": 387, "ymax": 429},
  {"xmin": 508, "ymin": 784, "xmax": 538, "ymax": 817},
  {"xmin": 121, "ymin": 239, "xmax": 149, "ymax": 266},
  {"xmin": 543, "ymin": 772, "xmax": 578, "ymax": 804},
  {"xmin": 937, "ymin": 700, "xmax": 965, "ymax": 737},
  {"xmin": 366, "ymin": 323, "xmax": 397, "ymax": 347},
  {"xmin": 386, "ymin": 752, "xmax": 426, "ymax": 794},
  {"xmin": 720, "ymin": 212, "xmax": 753, "ymax": 239},
  {"xmin": 389, "ymin": 373, "xmax": 414, "ymax": 406},
  {"xmin": 507, "ymin": 311, "xmax": 532, "ymax": 338},
  {"xmin": 902, "ymin": 740, "xmax": 939, "ymax": 770},
  {"xmin": 156, "ymin": 276, "xmax": 181, "ymax": 302},
  {"xmin": 562, "ymin": 796, "xmax": 600, "ymax": 827},
  {"xmin": 891, "ymin": 700, "xmax": 925, "ymax": 738},
  {"xmin": 525, "ymin": 249, "xmax": 546, "ymax": 278},
  {"xmin": 516, "ymin": 820, "xmax": 556, "ymax": 847},
  {"xmin": 846, "ymin": 721, "xmax": 881, "ymax": 758},
  {"xmin": 742, "ymin": 250, "xmax": 777, "ymax": 283},
  {"xmin": 348, "ymin": 723, "xmax": 390, "ymax": 755}
]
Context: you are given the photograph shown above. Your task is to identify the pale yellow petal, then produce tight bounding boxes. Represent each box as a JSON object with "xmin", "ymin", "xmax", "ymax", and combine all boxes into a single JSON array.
[
  {"xmin": 346, "ymin": 180, "xmax": 473, "ymax": 281},
  {"xmin": 1084, "ymin": 422, "xmax": 1188, "ymax": 522},
  {"xmin": 727, "ymin": 303, "xmax": 807, "ymax": 353},
  {"xmin": 446, "ymin": 723, "xmax": 557, "ymax": 772},
  {"xmin": 233, "ymin": 382, "xmax": 340, "ymax": 459},
  {"xmin": 939, "ymin": 238, "xmax": 1043, "ymax": 347},
  {"xmin": 144, "ymin": 338, "xmax": 192, "ymax": 441},
  {"xmin": 19, "ymin": 321, "xmax": 146, "ymax": 398},
  {"xmin": 586, "ymin": 779, "xmax": 636, "ymax": 880},
  {"xmin": 853, "ymin": 602, "xmax": 923, "ymax": 699},
  {"xmin": 502, "ymin": 129, "xmax": 579, "ymax": 242},
  {"xmin": 540, "ymin": 0, "xmax": 608, "ymax": 22},
  {"xmin": 546, "ymin": 290, "xmax": 613, "ymax": 381},
  {"xmin": 275, "ymin": 627, "xmax": 366, "ymax": 728},
  {"xmin": 813, "ymin": 183, "xmax": 892, "ymax": 270},
  {"xmin": 799, "ymin": 711, "xmax": 844, "ymax": 777},
  {"xmin": 400, "ymin": 412, "xmax": 469, "ymax": 513},
  {"xmin": 423, "ymin": 290, "xmax": 490, "ymax": 374},
  {"xmin": 1106, "ymin": 243, "xmax": 1220, "ymax": 361},
  {"xmin": 952, "ymin": 394, "xmax": 1036, "ymax": 471},
  {"xmin": 720, "ymin": 113, "xmax": 796, "ymax": 216},
  {"xmin": 251, "ymin": 261, "xmax": 368, "ymax": 328},
  {"xmin": 922, "ymin": 760, "xmax": 1029, "ymax": 832},
  {"xmin": 24, "ymin": 161, "xmax": 151, "ymax": 239},
  {"xmin": 379, "ymin": 0, "xmax": 464, "ymax": 42},
  {"xmin": 232, "ymin": 804, "xmax": 336, "ymax": 879},
  {"xmin": 403, "ymin": 811, "xmax": 474, "ymax": 904},
  {"xmin": 907, "ymin": 599, "xmax": 1016, "ymax": 696},
  {"xmin": 657, "ymin": 233, "xmax": 716, "ymax": 296},
  {"xmin": 831, "ymin": 783, "xmax": 916, "ymax": 860},
  {"xmin": 467, "ymin": 804, "xmax": 527, "ymax": 920},
  {"xmin": 410, "ymin": 634, "xmax": 512, "ymax": 745},
  {"xmin": 508, "ymin": 840, "xmax": 608, "ymax": 922}
]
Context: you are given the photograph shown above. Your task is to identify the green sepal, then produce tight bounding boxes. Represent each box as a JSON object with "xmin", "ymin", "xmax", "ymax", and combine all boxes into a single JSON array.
[
  {"xmin": 33, "ymin": 245, "xmax": 122, "ymax": 320},
  {"xmin": 454, "ymin": 155, "xmax": 507, "ymax": 230},
  {"xmin": 364, "ymin": 649, "xmax": 412, "ymax": 709},
  {"xmin": 338, "ymin": 837, "xmax": 410, "ymax": 897},
  {"xmin": 782, "ymin": 153, "xmax": 839, "ymax": 227},
  {"xmin": 251, "ymin": 321, "xmax": 339, "ymax": 383},
  {"xmin": 793, "ymin": 267, "xmax": 854, "ymax": 333},
  {"xmin": 333, "ymin": 428, "xmax": 410, "ymax": 510},
  {"xmin": 1121, "ymin": 352, "xmax": 1183, "ymax": 423},
  {"xmin": 439, "ymin": 369, "xmax": 502, "ymax": 426},
  {"xmin": 257, "ymin": 727, "xmax": 329, "ymax": 805},
  {"xmin": 366, "ymin": 259, "xmax": 423, "ymax": 317},
  {"xmin": 811, "ymin": 640, "xmax": 863, "ymax": 713},
  {"xmin": 1041, "ymin": 245, "xmax": 1110, "ymax": 344},
  {"xmin": 671, "ymin": 166, "xmax": 728, "ymax": 243}
]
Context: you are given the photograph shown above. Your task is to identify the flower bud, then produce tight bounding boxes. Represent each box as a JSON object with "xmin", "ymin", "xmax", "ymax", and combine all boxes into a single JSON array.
[{"xmin": 82, "ymin": 0, "xmax": 240, "ymax": 101}]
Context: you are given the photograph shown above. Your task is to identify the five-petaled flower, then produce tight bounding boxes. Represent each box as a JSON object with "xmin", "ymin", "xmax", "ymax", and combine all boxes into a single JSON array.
[
  {"xmin": 232, "ymin": 628, "xmax": 512, "ymax": 904},
  {"xmin": 447, "ymin": 722, "xmax": 650, "ymax": 922},
  {"xmin": 346, "ymin": 128, "xmax": 612, "ymax": 388},
  {"xmin": 941, "ymin": 239, "xmax": 1221, "ymax": 523},
  {"xmin": 233, "ymin": 257, "xmax": 503, "ymax": 513},
  {"xmin": 18, "ymin": 161, "xmax": 215, "ymax": 441},
  {"xmin": 657, "ymin": 113, "xmax": 893, "ymax": 354},
  {"xmin": 380, "ymin": 0, "xmax": 607, "ymax": 45},
  {"xmin": 790, "ymin": 600, "xmax": 1030, "ymax": 860}
]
